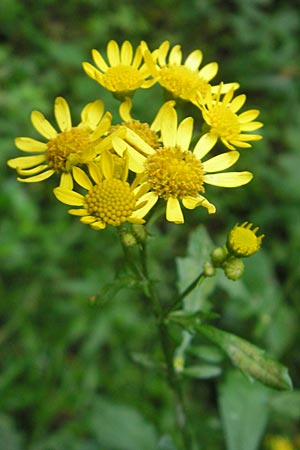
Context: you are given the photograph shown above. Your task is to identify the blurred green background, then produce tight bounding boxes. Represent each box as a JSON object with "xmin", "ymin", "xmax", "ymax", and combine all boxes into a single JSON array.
[{"xmin": 1, "ymin": 1, "xmax": 300, "ymax": 449}]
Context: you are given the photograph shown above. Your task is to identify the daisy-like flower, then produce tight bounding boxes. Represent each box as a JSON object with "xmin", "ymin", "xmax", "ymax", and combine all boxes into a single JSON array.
[
  {"xmin": 197, "ymin": 84, "xmax": 264, "ymax": 151},
  {"xmin": 113, "ymin": 104, "xmax": 253, "ymax": 224},
  {"xmin": 82, "ymin": 40, "xmax": 156, "ymax": 100},
  {"xmin": 227, "ymin": 222, "xmax": 264, "ymax": 257},
  {"xmin": 7, "ymin": 97, "xmax": 114, "ymax": 185},
  {"xmin": 142, "ymin": 40, "xmax": 238, "ymax": 103},
  {"xmin": 53, "ymin": 150, "xmax": 156, "ymax": 230}
]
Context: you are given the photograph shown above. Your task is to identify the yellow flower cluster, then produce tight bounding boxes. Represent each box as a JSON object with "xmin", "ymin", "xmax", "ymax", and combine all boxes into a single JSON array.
[{"xmin": 7, "ymin": 40, "xmax": 263, "ymax": 229}]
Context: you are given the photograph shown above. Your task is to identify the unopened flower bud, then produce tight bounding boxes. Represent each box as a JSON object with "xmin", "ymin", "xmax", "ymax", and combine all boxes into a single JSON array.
[
  {"xmin": 131, "ymin": 224, "xmax": 147, "ymax": 243},
  {"xmin": 210, "ymin": 246, "xmax": 228, "ymax": 267},
  {"xmin": 223, "ymin": 256, "xmax": 244, "ymax": 281},
  {"xmin": 227, "ymin": 222, "xmax": 264, "ymax": 257},
  {"xmin": 203, "ymin": 261, "xmax": 216, "ymax": 277},
  {"xmin": 121, "ymin": 232, "xmax": 137, "ymax": 247}
]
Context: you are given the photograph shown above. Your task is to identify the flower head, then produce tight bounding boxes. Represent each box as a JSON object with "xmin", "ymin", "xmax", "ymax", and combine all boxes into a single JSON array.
[
  {"xmin": 143, "ymin": 41, "xmax": 238, "ymax": 103},
  {"xmin": 82, "ymin": 40, "xmax": 155, "ymax": 100},
  {"xmin": 197, "ymin": 84, "xmax": 263, "ymax": 150},
  {"xmin": 227, "ymin": 222, "xmax": 264, "ymax": 257},
  {"xmin": 113, "ymin": 103, "xmax": 253, "ymax": 223},
  {"xmin": 53, "ymin": 151, "xmax": 156, "ymax": 230},
  {"xmin": 7, "ymin": 97, "xmax": 112, "ymax": 185}
]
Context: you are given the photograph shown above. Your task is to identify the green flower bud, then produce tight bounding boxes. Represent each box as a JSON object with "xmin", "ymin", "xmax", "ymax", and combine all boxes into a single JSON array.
[
  {"xmin": 203, "ymin": 261, "xmax": 216, "ymax": 277},
  {"xmin": 210, "ymin": 246, "xmax": 228, "ymax": 267},
  {"xmin": 131, "ymin": 224, "xmax": 148, "ymax": 243},
  {"xmin": 121, "ymin": 232, "xmax": 137, "ymax": 247},
  {"xmin": 223, "ymin": 256, "xmax": 244, "ymax": 281}
]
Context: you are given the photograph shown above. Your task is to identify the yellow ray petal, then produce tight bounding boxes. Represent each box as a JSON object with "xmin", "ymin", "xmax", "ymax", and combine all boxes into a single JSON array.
[
  {"xmin": 166, "ymin": 197, "xmax": 184, "ymax": 224},
  {"xmin": 68, "ymin": 208, "xmax": 88, "ymax": 216},
  {"xmin": 91, "ymin": 49, "xmax": 109, "ymax": 72},
  {"xmin": 132, "ymin": 44, "xmax": 143, "ymax": 68},
  {"xmin": 17, "ymin": 165, "xmax": 48, "ymax": 176},
  {"xmin": 238, "ymin": 109, "xmax": 260, "ymax": 123},
  {"xmin": 161, "ymin": 105, "xmax": 177, "ymax": 147},
  {"xmin": 54, "ymin": 97, "xmax": 72, "ymax": 132},
  {"xmin": 7, "ymin": 154, "xmax": 46, "ymax": 169},
  {"xmin": 176, "ymin": 117, "xmax": 193, "ymax": 151},
  {"xmin": 100, "ymin": 150, "xmax": 114, "ymax": 180},
  {"xmin": 184, "ymin": 49, "xmax": 203, "ymax": 70},
  {"xmin": 15, "ymin": 137, "xmax": 47, "ymax": 152},
  {"xmin": 72, "ymin": 166, "xmax": 93, "ymax": 190},
  {"xmin": 90, "ymin": 112, "xmax": 112, "ymax": 141},
  {"xmin": 54, "ymin": 188, "xmax": 84, "ymax": 205},
  {"xmin": 193, "ymin": 133, "xmax": 218, "ymax": 160},
  {"xmin": 88, "ymin": 162, "xmax": 103, "ymax": 184},
  {"xmin": 123, "ymin": 128, "xmax": 154, "ymax": 156},
  {"xmin": 81, "ymin": 99, "xmax": 104, "ymax": 127},
  {"xmin": 120, "ymin": 41, "xmax": 133, "ymax": 65},
  {"xmin": 157, "ymin": 41, "xmax": 170, "ymax": 66},
  {"xmin": 204, "ymin": 171, "xmax": 253, "ymax": 187},
  {"xmin": 82, "ymin": 62, "xmax": 98, "ymax": 79},
  {"xmin": 202, "ymin": 151, "xmax": 239, "ymax": 173},
  {"xmin": 107, "ymin": 40, "xmax": 120, "ymax": 66},
  {"xmin": 229, "ymin": 94, "xmax": 246, "ymax": 113},
  {"xmin": 31, "ymin": 111, "xmax": 57, "ymax": 139},
  {"xmin": 134, "ymin": 191, "xmax": 158, "ymax": 218},
  {"xmin": 80, "ymin": 215, "xmax": 97, "ymax": 224},
  {"xmin": 168, "ymin": 45, "xmax": 182, "ymax": 65},
  {"xmin": 90, "ymin": 220, "xmax": 106, "ymax": 230},
  {"xmin": 119, "ymin": 97, "xmax": 133, "ymax": 121},
  {"xmin": 59, "ymin": 172, "xmax": 73, "ymax": 189},
  {"xmin": 17, "ymin": 169, "xmax": 54, "ymax": 183},
  {"xmin": 182, "ymin": 195, "xmax": 216, "ymax": 214},
  {"xmin": 199, "ymin": 62, "xmax": 218, "ymax": 81},
  {"xmin": 239, "ymin": 121, "xmax": 263, "ymax": 131}
]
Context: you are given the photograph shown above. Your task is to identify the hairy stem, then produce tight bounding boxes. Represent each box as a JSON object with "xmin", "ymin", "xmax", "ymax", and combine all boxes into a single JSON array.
[{"xmin": 139, "ymin": 241, "xmax": 193, "ymax": 450}]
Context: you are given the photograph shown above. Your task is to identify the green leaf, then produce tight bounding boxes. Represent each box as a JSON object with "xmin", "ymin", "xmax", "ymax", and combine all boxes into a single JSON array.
[
  {"xmin": 188, "ymin": 345, "xmax": 225, "ymax": 364},
  {"xmin": 182, "ymin": 364, "xmax": 222, "ymax": 379},
  {"xmin": 269, "ymin": 390, "xmax": 300, "ymax": 419},
  {"xmin": 90, "ymin": 398, "xmax": 158, "ymax": 450},
  {"xmin": 218, "ymin": 370, "xmax": 270, "ymax": 450},
  {"xmin": 0, "ymin": 415, "xmax": 23, "ymax": 450},
  {"xmin": 196, "ymin": 324, "xmax": 293, "ymax": 391}
]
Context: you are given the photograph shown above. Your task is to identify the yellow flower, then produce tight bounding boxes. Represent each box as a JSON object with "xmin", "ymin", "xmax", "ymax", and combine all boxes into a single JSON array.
[
  {"xmin": 143, "ymin": 40, "xmax": 238, "ymax": 103},
  {"xmin": 53, "ymin": 151, "xmax": 156, "ymax": 230},
  {"xmin": 82, "ymin": 40, "xmax": 155, "ymax": 100},
  {"xmin": 197, "ymin": 84, "xmax": 263, "ymax": 150},
  {"xmin": 265, "ymin": 435, "xmax": 295, "ymax": 450},
  {"xmin": 113, "ymin": 103, "xmax": 253, "ymax": 224},
  {"xmin": 7, "ymin": 97, "xmax": 112, "ymax": 185},
  {"xmin": 227, "ymin": 222, "xmax": 264, "ymax": 257}
]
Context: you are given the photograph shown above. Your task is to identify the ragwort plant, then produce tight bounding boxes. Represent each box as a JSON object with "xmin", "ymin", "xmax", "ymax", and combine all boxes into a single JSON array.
[{"xmin": 7, "ymin": 39, "xmax": 292, "ymax": 450}]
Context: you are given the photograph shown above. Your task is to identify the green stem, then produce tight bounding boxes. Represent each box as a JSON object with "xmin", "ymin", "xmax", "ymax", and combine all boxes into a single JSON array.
[
  {"xmin": 139, "ymin": 241, "xmax": 193, "ymax": 450},
  {"xmin": 164, "ymin": 271, "xmax": 206, "ymax": 316}
]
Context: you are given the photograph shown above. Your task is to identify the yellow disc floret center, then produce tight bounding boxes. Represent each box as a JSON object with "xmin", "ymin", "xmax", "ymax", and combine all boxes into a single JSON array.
[
  {"xmin": 228, "ymin": 225, "xmax": 263, "ymax": 257},
  {"xmin": 208, "ymin": 105, "xmax": 240, "ymax": 139},
  {"xmin": 83, "ymin": 179, "xmax": 136, "ymax": 226},
  {"xmin": 145, "ymin": 146, "xmax": 205, "ymax": 200},
  {"xmin": 160, "ymin": 65, "xmax": 209, "ymax": 100},
  {"xmin": 102, "ymin": 65, "xmax": 143, "ymax": 92},
  {"xmin": 46, "ymin": 128, "xmax": 91, "ymax": 172}
]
